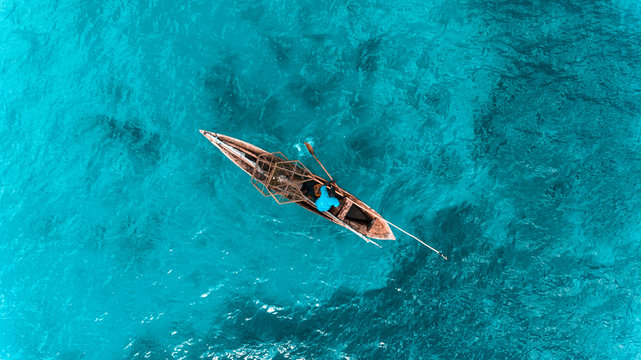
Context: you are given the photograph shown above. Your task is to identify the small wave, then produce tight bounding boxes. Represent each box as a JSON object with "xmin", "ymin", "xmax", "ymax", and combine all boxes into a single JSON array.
[{"xmin": 293, "ymin": 137, "xmax": 314, "ymax": 158}]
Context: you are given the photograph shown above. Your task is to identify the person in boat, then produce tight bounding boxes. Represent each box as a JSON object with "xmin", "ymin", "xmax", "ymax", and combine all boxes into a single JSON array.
[
  {"xmin": 314, "ymin": 181, "xmax": 339, "ymax": 212},
  {"xmin": 301, "ymin": 179, "xmax": 318, "ymax": 199}
]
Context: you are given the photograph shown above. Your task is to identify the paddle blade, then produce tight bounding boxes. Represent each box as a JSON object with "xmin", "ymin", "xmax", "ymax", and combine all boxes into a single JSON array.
[{"xmin": 304, "ymin": 142, "xmax": 315, "ymax": 155}]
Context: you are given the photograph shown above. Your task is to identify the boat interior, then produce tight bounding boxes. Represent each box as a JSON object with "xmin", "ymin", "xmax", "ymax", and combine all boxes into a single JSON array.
[{"xmin": 301, "ymin": 179, "xmax": 376, "ymax": 231}]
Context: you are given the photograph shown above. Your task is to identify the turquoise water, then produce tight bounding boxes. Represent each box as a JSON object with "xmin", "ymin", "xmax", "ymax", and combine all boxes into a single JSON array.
[{"xmin": 2, "ymin": 0, "xmax": 641, "ymax": 358}]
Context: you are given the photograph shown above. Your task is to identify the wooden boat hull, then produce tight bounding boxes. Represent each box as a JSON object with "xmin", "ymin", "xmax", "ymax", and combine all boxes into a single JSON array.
[{"xmin": 199, "ymin": 130, "xmax": 395, "ymax": 240}]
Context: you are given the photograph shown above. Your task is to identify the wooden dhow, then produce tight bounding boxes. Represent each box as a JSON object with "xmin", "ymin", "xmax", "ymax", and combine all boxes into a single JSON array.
[{"xmin": 199, "ymin": 130, "xmax": 447, "ymax": 259}]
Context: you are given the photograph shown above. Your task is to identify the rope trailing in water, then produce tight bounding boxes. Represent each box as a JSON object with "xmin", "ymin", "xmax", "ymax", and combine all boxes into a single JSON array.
[{"xmin": 386, "ymin": 221, "xmax": 448, "ymax": 260}]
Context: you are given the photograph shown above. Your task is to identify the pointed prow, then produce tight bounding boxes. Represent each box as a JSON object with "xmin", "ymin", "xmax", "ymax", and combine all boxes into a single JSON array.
[{"xmin": 199, "ymin": 129, "xmax": 216, "ymax": 137}]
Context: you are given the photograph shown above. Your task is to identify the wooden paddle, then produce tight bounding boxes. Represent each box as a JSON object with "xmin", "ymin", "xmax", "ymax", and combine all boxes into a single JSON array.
[{"xmin": 304, "ymin": 142, "xmax": 334, "ymax": 182}]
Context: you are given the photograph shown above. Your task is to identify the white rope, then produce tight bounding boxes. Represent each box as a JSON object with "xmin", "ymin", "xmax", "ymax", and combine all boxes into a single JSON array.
[{"xmin": 386, "ymin": 221, "xmax": 448, "ymax": 260}]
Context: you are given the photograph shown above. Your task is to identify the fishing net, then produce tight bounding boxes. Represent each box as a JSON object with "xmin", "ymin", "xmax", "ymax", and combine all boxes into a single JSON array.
[{"xmin": 250, "ymin": 152, "xmax": 315, "ymax": 204}]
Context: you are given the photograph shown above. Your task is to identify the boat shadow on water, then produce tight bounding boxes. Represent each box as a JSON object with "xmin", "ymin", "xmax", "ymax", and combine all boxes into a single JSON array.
[
  {"xmin": 190, "ymin": 205, "xmax": 479, "ymax": 358},
  {"xmin": 90, "ymin": 115, "xmax": 162, "ymax": 168},
  {"xmin": 121, "ymin": 202, "xmax": 495, "ymax": 358}
]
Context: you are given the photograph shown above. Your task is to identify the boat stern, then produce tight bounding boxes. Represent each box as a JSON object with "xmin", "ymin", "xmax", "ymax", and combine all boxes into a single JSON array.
[{"xmin": 368, "ymin": 218, "xmax": 396, "ymax": 240}]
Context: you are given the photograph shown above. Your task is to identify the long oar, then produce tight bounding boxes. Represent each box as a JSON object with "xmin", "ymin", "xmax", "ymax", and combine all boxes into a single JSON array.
[
  {"xmin": 386, "ymin": 221, "xmax": 448, "ymax": 260},
  {"xmin": 304, "ymin": 142, "xmax": 334, "ymax": 182}
]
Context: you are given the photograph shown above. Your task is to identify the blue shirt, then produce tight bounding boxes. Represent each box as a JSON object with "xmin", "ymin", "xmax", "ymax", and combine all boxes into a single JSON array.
[{"xmin": 315, "ymin": 185, "xmax": 339, "ymax": 212}]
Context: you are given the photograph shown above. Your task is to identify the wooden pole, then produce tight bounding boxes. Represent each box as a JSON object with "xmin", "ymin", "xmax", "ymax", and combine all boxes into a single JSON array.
[{"xmin": 304, "ymin": 142, "xmax": 334, "ymax": 182}]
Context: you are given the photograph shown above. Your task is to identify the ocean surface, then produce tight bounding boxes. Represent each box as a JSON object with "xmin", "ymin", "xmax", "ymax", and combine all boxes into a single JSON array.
[{"xmin": 1, "ymin": 0, "xmax": 641, "ymax": 358}]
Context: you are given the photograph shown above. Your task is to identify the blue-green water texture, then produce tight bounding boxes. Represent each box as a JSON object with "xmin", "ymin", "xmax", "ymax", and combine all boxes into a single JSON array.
[{"xmin": 2, "ymin": 0, "xmax": 641, "ymax": 358}]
